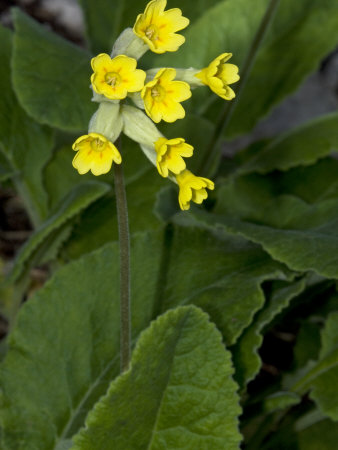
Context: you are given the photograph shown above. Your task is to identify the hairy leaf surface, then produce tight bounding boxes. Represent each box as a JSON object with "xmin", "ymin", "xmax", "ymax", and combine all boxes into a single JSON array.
[
  {"xmin": 12, "ymin": 9, "xmax": 95, "ymax": 131},
  {"xmin": 71, "ymin": 306, "xmax": 242, "ymax": 450}
]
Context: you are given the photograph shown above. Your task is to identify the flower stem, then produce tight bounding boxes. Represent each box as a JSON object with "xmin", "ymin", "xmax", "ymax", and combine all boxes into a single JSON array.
[
  {"xmin": 113, "ymin": 139, "xmax": 131, "ymax": 373},
  {"xmin": 201, "ymin": 0, "xmax": 281, "ymax": 177}
]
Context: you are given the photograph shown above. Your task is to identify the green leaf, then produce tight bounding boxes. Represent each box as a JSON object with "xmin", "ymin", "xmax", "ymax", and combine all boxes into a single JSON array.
[
  {"xmin": 159, "ymin": 217, "xmax": 294, "ymax": 345},
  {"xmin": 291, "ymin": 312, "xmax": 338, "ymax": 421},
  {"xmin": 0, "ymin": 231, "xmax": 163, "ymax": 450},
  {"xmin": 232, "ymin": 279, "xmax": 306, "ymax": 389},
  {"xmin": 196, "ymin": 160, "xmax": 338, "ymax": 278},
  {"xmin": 0, "ymin": 24, "xmax": 54, "ymax": 223},
  {"xmin": 263, "ymin": 391, "xmax": 301, "ymax": 413},
  {"xmin": 297, "ymin": 417, "xmax": 338, "ymax": 450},
  {"xmin": 71, "ymin": 306, "xmax": 242, "ymax": 449},
  {"xmin": 227, "ymin": 0, "xmax": 338, "ymax": 137},
  {"xmin": 12, "ymin": 9, "xmax": 95, "ymax": 131},
  {"xmin": 237, "ymin": 113, "xmax": 338, "ymax": 175},
  {"xmin": 0, "ymin": 224, "xmax": 290, "ymax": 448},
  {"xmin": 9, "ymin": 181, "xmax": 110, "ymax": 283}
]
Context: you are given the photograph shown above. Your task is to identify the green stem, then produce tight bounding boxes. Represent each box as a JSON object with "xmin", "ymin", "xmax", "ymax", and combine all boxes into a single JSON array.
[
  {"xmin": 113, "ymin": 140, "xmax": 131, "ymax": 373},
  {"xmin": 201, "ymin": 0, "xmax": 281, "ymax": 177}
]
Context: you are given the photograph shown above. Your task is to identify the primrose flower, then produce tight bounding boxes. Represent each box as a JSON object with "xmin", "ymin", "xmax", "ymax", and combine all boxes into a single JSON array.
[
  {"xmin": 155, "ymin": 137, "xmax": 193, "ymax": 177},
  {"xmin": 176, "ymin": 170, "xmax": 214, "ymax": 210},
  {"xmin": 141, "ymin": 68, "xmax": 191, "ymax": 123},
  {"xmin": 133, "ymin": 0, "xmax": 189, "ymax": 54},
  {"xmin": 195, "ymin": 53, "xmax": 240, "ymax": 100},
  {"xmin": 72, "ymin": 133, "xmax": 121, "ymax": 176},
  {"xmin": 91, "ymin": 54, "xmax": 146, "ymax": 100}
]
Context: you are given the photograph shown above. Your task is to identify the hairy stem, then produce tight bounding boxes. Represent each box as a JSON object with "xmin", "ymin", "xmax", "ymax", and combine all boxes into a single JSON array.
[
  {"xmin": 113, "ymin": 140, "xmax": 131, "ymax": 372},
  {"xmin": 201, "ymin": 0, "xmax": 281, "ymax": 177}
]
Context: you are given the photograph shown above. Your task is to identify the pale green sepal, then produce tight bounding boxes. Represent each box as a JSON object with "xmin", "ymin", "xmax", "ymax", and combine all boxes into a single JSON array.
[
  {"xmin": 91, "ymin": 90, "xmax": 120, "ymax": 105},
  {"xmin": 128, "ymin": 92, "xmax": 145, "ymax": 110},
  {"xmin": 121, "ymin": 105, "xmax": 162, "ymax": 149},
  {"xmin": 146, "ymin": 67, "xmax": 203, "ymax": 87},
  {"xmin": 111, "ymin": 28, "xmax": 148, "ymax": 60},
  {"xmin": 88, "ymin": 102, "xmax": 123, "ymax": 142}
]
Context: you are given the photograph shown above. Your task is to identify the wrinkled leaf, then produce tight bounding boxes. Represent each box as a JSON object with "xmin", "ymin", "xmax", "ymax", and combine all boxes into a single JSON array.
[
  {"xmin": 227, "ymin": 0, "xmax": 338, "ymax": 137},
  {"xmin": 195, "ymin": 161, "xmax": 338, "ymax": 278},
  {"xmin": 233, "ymin": 278, "xmax": 305, "ymax": 388},
  {"xmin": 291, "ymin": 312, "xmax": 338, "ymax": 421},
  {"xmin": 9, "ymin": 181, "xmax": 110, "ymax": 282},
  {"xmin": 71, "ymin": 306, "xmax": 242, "ymax": 450},
  {"xmin": 237, "ymin": 113, "xmax": 338, "ymax": 175},
  {"xmin": 12, "ymin": 9, "xmax": 95, "ymax": 131},
  {"xmin": 0, "ymin": 24, "xmax": 54, "ymax": 222},
  {"xmin": 0, "ymin": 223, "xmax": 291, "ymax": 448}
]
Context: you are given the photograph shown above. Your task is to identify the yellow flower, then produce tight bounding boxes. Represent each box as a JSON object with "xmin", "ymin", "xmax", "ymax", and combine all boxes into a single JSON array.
[
  {"xmin": 133, "ymin": 0, "xmax": 189, "ymax": 54},
  {"xmin": 195, "ymin": 53, "xmax": 240, "ymax": 100},
  {"xmin": 91, "ymin": 54, "xmax": 146, "ymax": 100},
  {"xmin": 141, "ymin": 68, "xmax": 191, "ymax": 123},
  {"xmin": 72, "ymin": 133, "xmax": 122, "ymax": 176},
  {"xmin": 176, "ymin": 170, "xmax": 214, "ymax": 210},
  {"xmin": 155, "ymin": 137, "xmax": 193, "ymax": 177}
]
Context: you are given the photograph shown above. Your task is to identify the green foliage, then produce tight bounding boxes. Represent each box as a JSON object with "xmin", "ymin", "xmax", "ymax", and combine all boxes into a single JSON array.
[
  {"xmin": 292, "ymin": 312, "xmax": 338, "ymax": 421},
  {"xmin": 237, "ymin": 113, "xmax": 338, "ymax": 175},
  {"xmin": 1, "ymin": 0, "xmax": 338, "ymax": 448},
  {"xmin": 12, "ymin": 9, "xmax": 95, "ymax": 131},
  {"xmin": 228, "ymin": 0, "xmax": 338, "ymax": 137},
  {"xmin": 233, "ymin": 279, "xmax": 306, "ymax": 389},
  {"xmin": 192, "ymin": 160, "xmax": 338, "ymax": 278},
  {"xmin": 9, "ymin": 182, "xmax": 110, "ymax": 282},
  {"xmin": 0, "ymin": 25, "xmax": 54, "ymax": 223},
  {"xmin": 71, "ymin": 306, "xmax": 242, "ymax": 449}
]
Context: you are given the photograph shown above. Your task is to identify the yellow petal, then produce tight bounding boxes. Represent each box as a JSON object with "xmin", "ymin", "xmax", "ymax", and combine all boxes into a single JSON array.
[
  {"xmin": 72, "ymin": 148, "xmax": 93, "ymax": 175},
  {"xmin": 90, "ymin": 150, "xmax": 113, "ymax": 176},
  {"xmin": 219, "ymin": 63, "xmax": 240, "ymax": 85},
  {"xmin": 126, "ymin": 69, "xmax": 147, "ymax": 92},
  {"xmin": 91, "ymin": 53, "xmax": 112, "ymax": 72},
  {"xmin": 162, "ymin": 9, "xmax": 190, "ymax": 31},
  {"xmin": 112, "ymin": 55, "xmax": 137, "ymax": 73},
  {"xmin": 144, "ymin": 0, "xmax": 167, "ymax": 18},
  {"xmin": 160, "ymin": 100, "xmax": 185, "ymax": 122},
  {"xmin": 168, "ymin": 80, "xmax": 191, "ymax": 102}
]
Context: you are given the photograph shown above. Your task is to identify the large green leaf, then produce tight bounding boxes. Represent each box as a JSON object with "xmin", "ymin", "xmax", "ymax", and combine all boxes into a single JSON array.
[
  {"xmin": 0, "ymin": 25, "xmax": 54, "ymax": 224},
  {"xmin": 193, "ymin": 160, "xmax": 338, "ymax": 278},
  {"xmin": 237, "ymin": 113, "xmax": 338, "ymax": 175},
  {"xmin": 12, "ymin": 9, "xmax": 95, "ymax": 131},
  {"xmin": 0, "ymin": 232, "xmax": 162, "ymax": 450},
  {"xmin": 232, "ymin": 278, "xmax": 306, "ymax": 389},
  {"xmin": 0, "ymin": 224, "xmax": 291, "ymax": 448},
  {"xmin": 71, "ymin": 306, "xmax": 242, "ymax": 449},
  {"xmin": 157, "ymin": 217, "xmax": 293, "ymax": 345},
  {"xmin": 9, "ymin": 181, "xmax": 110, "ymax": 283}
]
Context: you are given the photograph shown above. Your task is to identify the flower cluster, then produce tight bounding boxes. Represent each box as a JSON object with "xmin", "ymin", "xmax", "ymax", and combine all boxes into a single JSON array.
[{"xmin": 72, "ymin": 0, "xmax": 239, "ymax": 210}]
